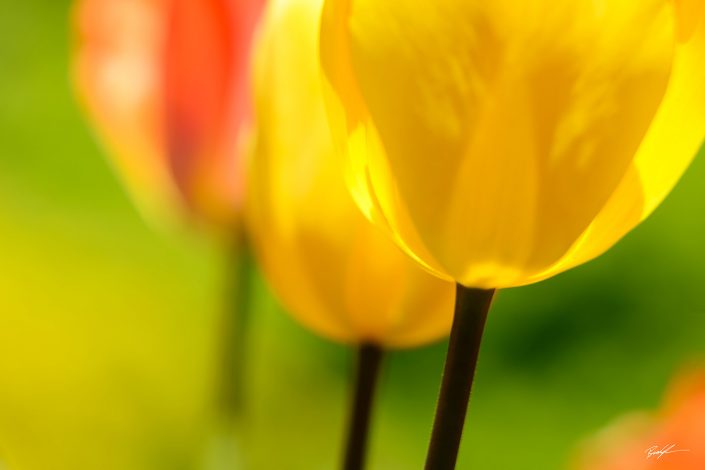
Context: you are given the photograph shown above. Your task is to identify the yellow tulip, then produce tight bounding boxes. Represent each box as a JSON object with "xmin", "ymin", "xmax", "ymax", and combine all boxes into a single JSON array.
[
  {"xmin": 320, "ymin": 0, "xmax": 705, "ymax": 289},
  {"xmin": 320, "ymin": 3, "xmax": 705, "ymax": 468},
  {"xmin": 247, "ymin": 0, "xmax": 454, "ymax": 348}
]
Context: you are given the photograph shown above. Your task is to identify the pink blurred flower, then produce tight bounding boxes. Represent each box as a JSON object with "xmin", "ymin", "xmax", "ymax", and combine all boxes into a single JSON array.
[{"xmin": 74, "ymin": 0, "xmax": 264, "ymax": 229}]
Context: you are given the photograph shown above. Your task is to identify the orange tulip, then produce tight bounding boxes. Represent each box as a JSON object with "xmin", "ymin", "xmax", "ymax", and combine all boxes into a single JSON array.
[
  {"xmin": 74, "ymin": 0, "xmax": 264, "ymax": 228},
  {"xmin": 574, "ymin": 369, "xmax": 705, "ymax": 470}
]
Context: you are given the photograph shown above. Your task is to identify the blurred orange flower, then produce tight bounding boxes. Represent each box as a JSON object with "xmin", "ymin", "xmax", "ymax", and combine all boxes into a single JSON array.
[
  {"xmin": 573, "ymin": 369, "xmax": 705, "ymax": 470},
  {"xmin": 73, "ymin": 0, "xmax": 264, "ymax": 228}
]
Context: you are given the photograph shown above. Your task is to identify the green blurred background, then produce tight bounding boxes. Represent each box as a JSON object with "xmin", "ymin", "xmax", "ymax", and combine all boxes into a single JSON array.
[{"xmin": 2, "ymin": 1, "xmax": 705, "ymax": 469}]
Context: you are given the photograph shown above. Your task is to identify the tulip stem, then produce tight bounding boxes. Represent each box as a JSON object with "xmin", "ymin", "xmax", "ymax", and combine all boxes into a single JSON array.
[
  {"xmin": 343, "ymin": 343, "xmax": 384, "ymax": 470},
  {"xmin": 425, "ymin": 285, "xmax": 495, "ymax": 470},
  {"xmin": 218, "ymin": 229, "xmax": 254, "ymax": 422}
]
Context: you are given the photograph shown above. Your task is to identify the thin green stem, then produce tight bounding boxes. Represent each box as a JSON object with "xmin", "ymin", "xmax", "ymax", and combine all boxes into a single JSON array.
[
  {"xmin": 201, "ymin": 230, "xmax": 254, "ymax": 470},
  {"xmin": 217, "ymin": 230, "xmax": 254, "ymax": 422},
  {"xmin": 425, "ymin": 285, "xmax": 495, "ymax": 470}
]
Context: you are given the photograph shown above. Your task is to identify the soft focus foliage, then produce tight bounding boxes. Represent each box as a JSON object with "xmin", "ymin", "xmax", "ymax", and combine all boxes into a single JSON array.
[
  {"xmin": 573, "ymin": 368, "xmax": 705, "ymax": 470},
  {"xmin": 321, "ymin": 0, "xmax": 705, "ymax": 288},
  {"xmin": 74, "ymin": 0, "xmax": 264, "ymax": 228},
  {"xmin": 247, "ymin": 0, "xmax": 454, "ymax": 347}
]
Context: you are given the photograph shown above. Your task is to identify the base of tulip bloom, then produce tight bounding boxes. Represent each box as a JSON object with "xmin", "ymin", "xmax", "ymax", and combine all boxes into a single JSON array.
[
  {"xmin": 343, "ymin": 343, "xmax": 384, "ymax": 470},
  {"xmin": 425, "ymin": 285, "xmax": 495, "ymax": 470}
]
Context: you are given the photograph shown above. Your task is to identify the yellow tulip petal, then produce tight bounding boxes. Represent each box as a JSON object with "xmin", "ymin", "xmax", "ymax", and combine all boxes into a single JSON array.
[
  {"xmin": 528, "ymin": 15, "xmax": 705, "ymax": 284},
  {"xmin": 674, "ymin": 0, "xmax": 705, "ymax": 41},
  {"xmin": 249, "ymin": 0, "xmax": 454, "ymax": 347},
  {"xmin": 323, "ymin": 0, "xmax": 676, "ymax": 288}
]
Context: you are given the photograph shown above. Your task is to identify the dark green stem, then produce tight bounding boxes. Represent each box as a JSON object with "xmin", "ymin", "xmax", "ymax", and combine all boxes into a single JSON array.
[
  {"xmin": 425, "ymin": 285, "xmax": 495, "ymax": 470},
  {"xmin": 343, "ymin": 343, "xmax": 384, "ymax": 470}
]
